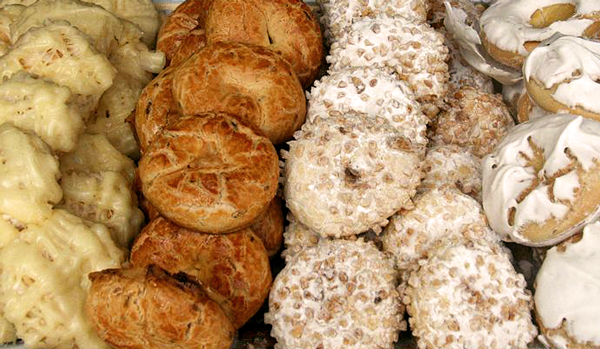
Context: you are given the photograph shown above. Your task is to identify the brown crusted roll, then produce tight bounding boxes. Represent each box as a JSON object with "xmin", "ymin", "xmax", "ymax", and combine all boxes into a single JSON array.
[
  {"xmin": 156, "ymin": 0, "xmax": 323, "ymax": 87},
  {"xmin": 86, "ymin": 266, "xmax": 235, "ymax": 349},
  {"xmin": 130, "ymin": 217, "xmax": 272, "ymax": 329},
  {"xmin": 249, "ymin": 196, "xmax": 284, "ymax": 257},
  {"xmin": 134, "ymin": 65, "xmax": 180, "ymax": 152},
  {"xmin": 138, "ymin": 113, "xmax": 279, "ymax": 233},
  {"xmin": 172, "ymin": 41, "xmax": 306, "ymax": 144}
]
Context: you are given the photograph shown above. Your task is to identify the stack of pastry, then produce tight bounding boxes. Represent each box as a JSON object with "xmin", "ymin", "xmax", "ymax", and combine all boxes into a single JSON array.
[{"xmin": 85, "ymin": 1, "xmax": 324, "ymax": 349}]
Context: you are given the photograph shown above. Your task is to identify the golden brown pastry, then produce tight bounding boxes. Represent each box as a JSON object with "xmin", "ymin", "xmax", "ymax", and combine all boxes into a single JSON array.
[
  {"xmin": 249, "ymin": 196, "xmax": 285, "ymax": 257},
  {"xmin": 138, "ymin": 113, "xmax": 279, "ymax": 233},
  {"xmin": 130, "ymin": 216, "xmax": 272, "ymax": 329},
  {"xmin": 86, "ymin": 266, "xmax": 235, "ymax": 349},
  {"xmin": 171, "ymin": 41, "xmax": 306, "ymax": 144}
]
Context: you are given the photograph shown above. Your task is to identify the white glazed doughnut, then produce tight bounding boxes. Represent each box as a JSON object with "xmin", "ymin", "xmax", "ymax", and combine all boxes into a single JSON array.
[
  {"xmin": 482, "ymin": 113, "xmax": 600, "ymax": 246},
  {"xmin": 283, "ymin": 113, "xmax": 425, "ymax": 238},
  {"xmin": 317, "ymin": 0, "xmax": 429, "ymax": 44},
  {"xmin": 265, "ymin": 239, "xmax": 405, "ymax": 349},
  {"xmin": 524, "ymin": 35, "xmax": 600, "ymax": 121},
  {"xmin": 534, "ymin": 222, "xmax": 600, "ymax": 349},
  {"xmin": 404, "ymin": 238, "xmax": 538, "ymax": 349},
  {"xmin": 382, "ymin": 187, "xmax": 495, "ymax": 271},
  {"xmin": 418, "ymin": 144, "xmax": 483, "ymax": 202},
  {"xmin": 280, "ymin": 213, "xmax": 322, "ymax": 263},
  {"xmin": 307, "ymin": 67, "xmax": 428, "ymax": 147},
  {"xmin": 480, "ymin": 0, "xmax": 600, "ymax": 68},
  {"xmin": 327, "ymin": 16, "xmax": 449, "ymax": 117}
]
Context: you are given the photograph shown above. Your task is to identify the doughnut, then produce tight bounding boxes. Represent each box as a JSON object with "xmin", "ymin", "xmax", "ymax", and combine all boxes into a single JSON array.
[
  {"xmin": 428, "ymin": 0, "xmax": 483, "ymax": 29},
  {"xmin": 306, "ymin": 66, "xmax": 429, "ymax": 147},
  {"xmin": 404, "ymin": 238, "xmax": 538, "ymax": 349},
  {"xmin": 172, "ymin": 41, "xmax": 306, "ymax": 145},
  {"xmin": 502, "ymin": 80, "xmax": 530, "ymax": 123},
  {"xmin": 249, "ymin": 196, "xmax": 285, "ymax": 258},
  {"xmin": 524, "ymin": 35, "xmax": 600, "ymax": 121},
  {"xmin": 479, "ymin": 0, "xmax": 600, "ymax": 69},
  {"xmin": 86, "ymin": 266, "xmax": 235, "ymax": 349},
  {"xmin": 418, "ymin": 144, "xmax": 483, "ymax": 202},
  {"xmin": 264, "ymin": 239, "xmax": 405, "ymax": 349},
  {"xmin": 429, "ymin": 86, "xmax": 515, "ymax": 158},
  {"xmin": 282, "ymin": 112, "xmax": 425, "ymax": 238},
  {"xmin": 138, "ymin": 113, "xmax": 279, "ymax": 233},
  {"xmin": 482, "ymin": 113, "xmax": 600, "ymax": 246},
  {"xmin": 327, "ymin": 16, "xmax": 449, "ymax": 118},
  {"xmin": 317, "ymin": 0, "xmax": 429, "ymax": 44},
  {"xmin": 156, "ymin": 0, "xmax": 323, "ymax": 87},
  {"xmin": 534, "ymin": 222, "xmax": 600, "ymax": 349},
  {"xmin": 130, "ymin": 216, "xmax": 272, "ymax": 329},
  {"xmin": 280, "ymin": 213, "xmax": 322, "ymax": 263},
  {"xmin": 382, "ymin": 187, "xmax": 494, "ymax": 271}
]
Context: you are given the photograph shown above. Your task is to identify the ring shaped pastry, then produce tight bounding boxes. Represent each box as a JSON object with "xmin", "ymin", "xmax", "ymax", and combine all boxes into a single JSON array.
[
  {"xmin": 172, "ymin": 41, "xmax": 306, "ymax": 145},
  {"xmin": 479, "ymin": 0, "xmax": 600, "ymax": 69},
  {"xmin": 482, "ymin": 113, "xmax": 600, "ymax": 246},
  {"xmin": 138, "ymin": 113, "xmax": 279, "ymax": 233},
  {"xmin": 524, "ymin": 35, "xmax": 600, "ymax": 122}
]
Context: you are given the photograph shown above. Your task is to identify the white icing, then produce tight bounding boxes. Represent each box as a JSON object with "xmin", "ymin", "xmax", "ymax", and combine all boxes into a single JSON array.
[
  {"xmin": 482, "ymin": 114, "xmax": 600, "ymax": 243},
  {"xmin": 481, "ymin": 0, "xmax": 600, "ymax": 55},
  {"xmin": 552, "ymin": 170, "xmax": 579, "ymax": 202},
  {"xmin": 535, "ymin": 222, "xmax": 600, "ymax": 346},
  {"xmin": 524, "ymin": 35, "xmax": 600, "ymax": 113}
]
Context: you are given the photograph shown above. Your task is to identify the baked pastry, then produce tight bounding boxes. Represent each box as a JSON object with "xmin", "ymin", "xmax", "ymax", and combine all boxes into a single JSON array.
[
  {"xmin": 382, "ymin": 187, "xmax": 494, "ymax": 271},
  {"xmin": 534, "ymin": 222, "xmax": 600, "ymax": 349},
  {"xmin": 404, "ymin": 238, "xmax": 537, "ymax": 349},
  {"xmin": 429, "ymin": 86, "xmax": 515, "ymax": 157},
  {"xmin": 417, "ymin": 144, "xmax": 482, "ymax": 202},
  {"xmin": 249, "ymin": 196, "xmax": 285, "ymax": 258},
  {"xmin": 327, "ymin": 16, "xmax": 449, "ymax": 117},
  {"xmin": 157, "ymin": 0, "xmax": 323, "ymax": 87},
  {"xmin": 172, "ymin": 41, "xmax": 306, "ymax": 144},
  {"xmin": 130, "ymin": 216, "xmax": 272, "ymax": 329},
  {"xmin": 482, "ymin": 113, "xmax": 600, "ymax": 246},
  {"xmin": 479, "ymin": 0, "xmax": 600, "ymax": 69},
  {"xmin": 86, "ymin": 266, "xmax": 235, "ymax": 349},
  {"xmin": 307, "ymin": 66, "xmax": 429, "ymax": 147},
  {"xmin": 138, "ymin": 113, "xmax": 279, "ymax": 233},
  {"xmin": 265, "ymin": 239, "xmax": 405, "ymax": 349},
  {"xmin": 280, "ymin": 213, "xmax": 322, "ymax": 263},
  {"xmin": 524, "ymin": 35, "xmax": 600, "ymax": 121},
  {"xmin": 283, "ymin": 112, "xmax": 425, "ymax": 238}
]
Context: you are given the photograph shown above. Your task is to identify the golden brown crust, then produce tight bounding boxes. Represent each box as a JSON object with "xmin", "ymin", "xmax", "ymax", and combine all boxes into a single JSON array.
[
  {"xmin": 249, "ymin": 196, "xmax": 284, "ymax": 257},
  {"xmin": 172, "ymin": 41, "xmax": 306, "ymax": 144},
  {"xmin": 134, "ymin": 66, "xmax": 180, "ymax": 152},
  {"xmin": 86, "ymin": 266, "xmax": 235, "ymax": 349},
  {"xmin": 138, "ymin": 113, "xmax": 279, "ymax": 233},
  {"xmin": 130, "ymin": 217, "xmax": 272, "ymax": 329}
]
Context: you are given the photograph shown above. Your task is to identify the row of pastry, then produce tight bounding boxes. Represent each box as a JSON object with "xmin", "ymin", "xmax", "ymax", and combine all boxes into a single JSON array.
[{"xmin": 268, "ymin": 0, "xmax": 600, "ymax": 349}]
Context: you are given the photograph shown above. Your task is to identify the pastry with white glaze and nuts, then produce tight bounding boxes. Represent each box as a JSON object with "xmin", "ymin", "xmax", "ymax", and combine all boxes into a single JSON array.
[{"xmin": 265, "ymin": 239, "xmax": 405, "ymax": 349}]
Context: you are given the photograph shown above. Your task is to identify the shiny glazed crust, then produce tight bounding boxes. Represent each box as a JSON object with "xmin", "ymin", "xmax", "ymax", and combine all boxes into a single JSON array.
[
  {"xmin": 86, "ymin": 266, "xmax": 235, "ymax": 349},
  {"xmin": 130, "ymin": 217, "xmax": 272, "ymax": 329},
  {"xmin": 138, "ymin": 113, "xmax": 279, "ymax": 233},
  {"xmin": 172, "ymin": 41, "xmax": 306, "ymax": 144},
  {"xmin": 249, "ymin": 196, "xmax": 285, "ymax": 257}
]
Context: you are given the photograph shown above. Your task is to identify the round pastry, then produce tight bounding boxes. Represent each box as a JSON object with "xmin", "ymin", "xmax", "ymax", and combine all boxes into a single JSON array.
[
  {"xmin": 172, "ymin": 41, "xmax": 306, "ymax": 145},
  {"xmin": 307, "ymin": 66, "xmax": 428, "ymax": 147},
  {"xmin": 264, "ymin": 239, "xmax": 405, "ymax": 349},
  {"xmin": 249, "ymin": 196, "xmax": 285, "ymax": 257},
  {"xmin": 382, "ymin": 187, "xmax": 494, "ymax": 271},
  {"xmin": 482, "ymin": 113, "xmax": 600, "ymax": 246},
  {"xmin": 418, "ymin": 144, "xmax": 483, "ymax": 202},
  {"xmin": 138, "ymin": 113, "xmax": 279, "ymax": 233},
  {"xmin": 429, "ymin": 86, "xmax": 515, "ymax": 158},
  {"xmin": 86, "ymin": 266, "xmax": 235, "ymax": 349},
  {"xmin": 157, "ymin": 0, "xmax": 323, "ymax": 87},
  {"xmin": 534, "ymin": 222, "xmax": 600, "ymax": 349},
  {"xmin": 327, "ymin": 16, "xmax": 449, "ymax": 118},
  {"xmin": 282, "ymin": 112, "xmax": 425, "ymax": 238},
  {"xmin": 428, "ymin": 0, "xmax": 483, "ymax": 29},
  {"xmin": 134, "ymin": 65, "xmax": 179, "ymax": 152},
  {"xmin": 502, "ymin": 80, "xmax": 530, "ymax": 123},
  {"xmin": 130, "ymin": 216, "xmax": 272, "ymax": 329},
  {"xmin": 479, "ymin": 0, "xmax": 600, "ymax": 69},
  {"xmin": 317, "ymin": 0, "xmax": 429, "ymax": 44},
  {"xmin": 404, "ymin": 238, "xmax": 538, "ymax": 349},
  {"xmin": 524, "ymin": 35, "xmax": 600, "ymax": 121},
  {"xmin": 280, "ymin": 213, "xmax": 322, "ymax": 263}
]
